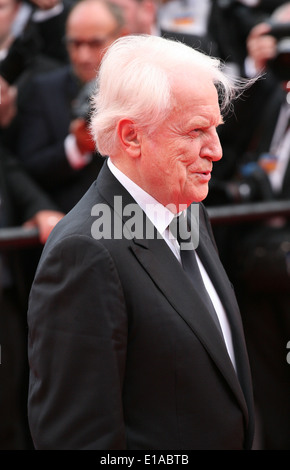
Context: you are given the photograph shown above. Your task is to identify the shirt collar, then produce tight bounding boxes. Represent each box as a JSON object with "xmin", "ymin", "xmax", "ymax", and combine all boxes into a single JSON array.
[
  {"xmin": 107, "ymin": 158, "xmax": 175, "ymax": 236},
  {"xmin": 0, "ymin": 49, "xmax": 8, "ymax": 61}
]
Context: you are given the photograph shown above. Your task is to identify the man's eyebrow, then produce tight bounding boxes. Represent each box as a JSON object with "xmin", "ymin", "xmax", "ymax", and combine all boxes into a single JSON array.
[{"xmin": 197, "ymin": 117, "xmax": 224, "ymax": 127}]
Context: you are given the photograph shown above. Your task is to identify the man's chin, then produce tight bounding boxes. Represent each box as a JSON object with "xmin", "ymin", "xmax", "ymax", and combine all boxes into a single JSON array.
[{"xmin": 189, "ymin": 187, "xmax": 209, "ymax": 204}]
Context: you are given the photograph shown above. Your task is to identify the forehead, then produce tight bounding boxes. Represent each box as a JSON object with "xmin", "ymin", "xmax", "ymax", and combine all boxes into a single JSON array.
[
  {"xmin": 66, "ymin": 2, "xmax": 117, "ymax": 35},
  {"xmin": 171, "ymin": 70, "xmax": 220, "ymax": 119}
]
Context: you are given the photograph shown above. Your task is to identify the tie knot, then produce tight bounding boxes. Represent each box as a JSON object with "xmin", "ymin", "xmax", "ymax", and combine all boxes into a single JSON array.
[{"xmin": 169, "ymin": 213, "xmax": 195, "ymax": 251}]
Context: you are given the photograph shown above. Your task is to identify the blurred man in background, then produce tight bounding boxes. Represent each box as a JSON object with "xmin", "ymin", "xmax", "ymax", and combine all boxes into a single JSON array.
[
  {"xmin": 207, "ymin": 2, "xmax": 290, "ymax": 449},
  {"xmin": 16, "ymin": 0, "xmax": 127, "ymax": 213}
]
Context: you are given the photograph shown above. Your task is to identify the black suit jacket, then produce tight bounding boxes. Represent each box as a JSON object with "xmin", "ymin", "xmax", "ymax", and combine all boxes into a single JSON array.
[
  {"xmin": 16, "ymin": 65, "xmax": 104, "ymax": 213},
  {"xmin": 27, "ymin": 162, "xmax": 255, "ymax": 450},
  {"xmin": 247, "ymin": 85, "xmax": 290, "ymax": 200},
  {"xmin": 223, "ymin": 81, "xmax": 290, "ymax": 201}
]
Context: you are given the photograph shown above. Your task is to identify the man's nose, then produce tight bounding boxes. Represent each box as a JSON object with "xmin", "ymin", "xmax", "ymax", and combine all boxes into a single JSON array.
[
  {"xmin": 200, "ymin": 130, "xmax": 223, "ymax": 162},
  {"xmin": 76, "ymin": 43, "xmax": 95, "ymax": 61}
]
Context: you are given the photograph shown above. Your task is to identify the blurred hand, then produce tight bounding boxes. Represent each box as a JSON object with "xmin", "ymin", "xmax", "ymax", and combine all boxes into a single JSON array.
[
  {"xmin": 23, "ymin": 210, "xmax": 64, "ymax": 244},
  {"xmin": 0, "ymin": 76, "xmax": 17, "ymax": 127},
  {"xmin": 247, "ymin": 22, "xmax": 277, "ymax": 72},
  {"xmin": 70, "ymin": 118, "xmax": 96, "ymax": 154}
]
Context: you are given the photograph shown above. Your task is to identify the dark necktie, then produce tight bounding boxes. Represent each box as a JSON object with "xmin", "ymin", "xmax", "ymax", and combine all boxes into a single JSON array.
[{"xmin": 169, "ymin": 213, "xmax": 223, "ymax": 335}]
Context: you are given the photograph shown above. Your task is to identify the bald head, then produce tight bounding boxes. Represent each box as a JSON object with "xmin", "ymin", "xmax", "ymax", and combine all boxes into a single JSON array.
[{"xmin": 65, "ymin": 0, "xmax": 126, "ymax": 83}]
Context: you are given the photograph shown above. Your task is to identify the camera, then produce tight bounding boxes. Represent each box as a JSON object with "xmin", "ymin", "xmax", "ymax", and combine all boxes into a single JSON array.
[
  {"xmin": 266, "ymin": 22, "xmax": 290, "ymax": 81},
  {"xmin": 71, "ymin": 80, "xmax": 96, "ymax": 122}
]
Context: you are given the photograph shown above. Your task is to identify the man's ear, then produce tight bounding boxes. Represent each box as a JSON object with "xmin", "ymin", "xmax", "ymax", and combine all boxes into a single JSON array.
[{"xmin": 117, "ymin": 119, "xmax": 141, "ymax": 158}]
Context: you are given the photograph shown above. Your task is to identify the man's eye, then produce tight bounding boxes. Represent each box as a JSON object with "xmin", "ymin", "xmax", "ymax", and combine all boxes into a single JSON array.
[{"xmin": 189, "ymin": 129, "xmax": 202, "ymax": 137}]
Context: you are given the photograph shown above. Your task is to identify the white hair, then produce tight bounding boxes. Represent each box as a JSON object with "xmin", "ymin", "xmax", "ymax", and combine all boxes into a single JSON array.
[{"xmin": 90, "ymin": 34, "xmax": 250, "ymax": 156}]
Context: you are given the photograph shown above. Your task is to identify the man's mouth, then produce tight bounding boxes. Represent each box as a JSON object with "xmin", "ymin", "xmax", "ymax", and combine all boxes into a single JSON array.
[{"xmin": 195, "ymin": 170, "xmax": 211, "ymax": 181}]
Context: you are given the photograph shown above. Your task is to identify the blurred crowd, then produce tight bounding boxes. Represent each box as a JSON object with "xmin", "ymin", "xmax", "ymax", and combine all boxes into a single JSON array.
[{"xmin": 0, "ymin": 0, "xmax": 290, "ymax": 450}]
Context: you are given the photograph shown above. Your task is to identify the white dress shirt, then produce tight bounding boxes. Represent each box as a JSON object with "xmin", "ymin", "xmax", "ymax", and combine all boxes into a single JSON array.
[{"xmin": 108, "ymin": 158, "xmax": 237, "ymax": 370}]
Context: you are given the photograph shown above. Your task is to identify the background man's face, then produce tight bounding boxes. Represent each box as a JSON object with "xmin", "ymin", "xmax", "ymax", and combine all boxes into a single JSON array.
[{"xmin": 66, "ymin": 2, "xmax": 121, "ymax": 83}]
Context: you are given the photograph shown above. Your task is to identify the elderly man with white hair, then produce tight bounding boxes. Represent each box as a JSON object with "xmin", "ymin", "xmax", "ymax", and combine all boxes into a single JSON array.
[{"xmin": 27, "ymin": 34, "xmax": 255, "ymax": 450}]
